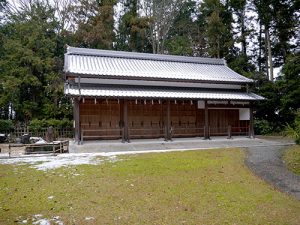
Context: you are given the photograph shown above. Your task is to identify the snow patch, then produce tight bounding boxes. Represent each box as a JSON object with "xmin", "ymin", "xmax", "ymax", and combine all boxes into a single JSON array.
[
  {"xmin": 0, "ymin": 154, "xmax": 114, "ymax": 171},
  {"xmin": 85, "ymin": 217, "xmax": 95, "ymax": 221},
  {"xmin": 33, "ymin": 219, "xmax": 50, "ymax": 225},
  {"xmin": 29, "ymin": 215, "xmax": 63, "ymax": 225},
  {"xmin": 33, "ymin": 214, "xmax": 43, "ymax": 218},
  {"xmin": 0, "ymin": 147, "xmax": 217, "ymax": 171}
]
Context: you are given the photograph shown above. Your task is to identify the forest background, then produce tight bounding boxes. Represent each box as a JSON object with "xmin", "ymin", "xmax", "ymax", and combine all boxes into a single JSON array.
[{"xmin": 0, "ymin": 0, "xmax": 299, "ymax": 139}]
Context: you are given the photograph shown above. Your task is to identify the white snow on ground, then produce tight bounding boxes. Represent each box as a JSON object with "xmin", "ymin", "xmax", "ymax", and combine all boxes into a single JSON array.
[
  {"xmin": 0, "ymin": 153, "xmax": 108, "ymax": 171},
  {"xmin": 32, "ymin": 219, "xmax": 50, "ymax": 225},
  {"xmin": 0, "ymin": 147, "xmax": 230, "ymax": 171},
  {"xmin": 18, "ymin": 215, "xmax": 63, "ymax": 225},
  {"xmin": 33, "ymin": 214, "xmax": 43, "ymax": 218},
  {"xmin": 85, "ymin": 217, "xmax": 95, "ymax": 221}
]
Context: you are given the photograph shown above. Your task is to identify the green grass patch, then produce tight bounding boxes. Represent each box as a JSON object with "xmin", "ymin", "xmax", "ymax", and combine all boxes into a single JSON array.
[
  {"xmin": 1, "ymin": 148, "xmax": 300, "ymax": 224},
  {"xmin": 283, "ymin": 145, "xmax": 300, "ymax": 175}
]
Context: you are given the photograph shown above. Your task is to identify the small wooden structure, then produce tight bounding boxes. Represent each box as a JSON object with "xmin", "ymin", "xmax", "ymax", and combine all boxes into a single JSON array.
[
  {"xmin": 8, "ymin": 141, "xmax": 69, "ymax": 156},
  {"xmin": 64, "ymin": 46, "xmax": 264, "ymax": 144}
]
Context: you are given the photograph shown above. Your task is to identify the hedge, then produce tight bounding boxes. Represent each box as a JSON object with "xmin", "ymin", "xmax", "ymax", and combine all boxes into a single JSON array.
[
  {"xmin": 29, "ymin": 119, "xmax": 73, "ymax": 130},
  {"xmin": 0, "ymin": 120, "xmax": 14, "ymax": 131}
]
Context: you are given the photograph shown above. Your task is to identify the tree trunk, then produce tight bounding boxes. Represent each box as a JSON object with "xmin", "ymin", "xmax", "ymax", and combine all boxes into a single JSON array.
[
  {"xmin": 258, "ymin": 22, "xmax": 262, "ymax": 72},
  {"xmin": 265, "ymin": 26, "xmax": 274, "ymax": 81},
  {"xmin": 241, "ymin": 15, "xmax": 246, "ymax": 55},
  {"xmin": 264, "ymin": 27, "xmax": 269, "ymax": 79},
  {"xmin": 217, "ymin": 38, "xmax": 220, "ymax": 58}
]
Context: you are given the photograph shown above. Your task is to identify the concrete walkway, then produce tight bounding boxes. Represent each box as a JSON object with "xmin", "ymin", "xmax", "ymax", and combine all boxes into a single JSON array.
[{"xmin": 70, "ymin": 136, "xmax": 293, "ymax": 153}]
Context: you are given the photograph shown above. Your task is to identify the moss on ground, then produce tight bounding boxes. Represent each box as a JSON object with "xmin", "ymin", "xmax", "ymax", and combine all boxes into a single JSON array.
[
  {"xmin": 0, "ymin": 148, "xmax": 300, "ymax": 225},
  {"xmin": 283, "ymin": 145, "xmax": 300, "ymax": 175}
]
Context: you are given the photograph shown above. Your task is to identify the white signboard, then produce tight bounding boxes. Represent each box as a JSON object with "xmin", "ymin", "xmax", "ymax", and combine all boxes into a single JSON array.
[
  {"xmin": 239, "ymin": 108, "xmax": 250, "ymax": 120},
  {"xmin": 197, "ymin": 100, "xmax": 205, "ymax": 109}
]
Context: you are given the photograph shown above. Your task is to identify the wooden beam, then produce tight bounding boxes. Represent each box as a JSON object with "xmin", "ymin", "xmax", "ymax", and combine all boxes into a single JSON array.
[
  {"xmin": 73, "ymin": 98, "xmax": 80, "ymax": 144},
  {"xmin": 204, "ymin": 100, "xmax": 210, "ymax": 139},
  {"xmin": 124, "ymin": 99, "xmax": 129, "ymax": 142},
  {"xmin": 166, "ymin": 100, "xmax": 171, "ymax": 140},
  {"xmin": 249, "ymin": 103, "xmax": 255, "ymax": 138}
]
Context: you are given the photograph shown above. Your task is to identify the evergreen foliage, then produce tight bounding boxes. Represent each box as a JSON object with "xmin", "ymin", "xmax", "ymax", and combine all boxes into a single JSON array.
[
  {"xmin": 0, "ymin": 0, "xmax": 299, "ymax": 135},
  {"xmin": 0, "ymin": 119, "xmax": 13, "ymax": 131}
]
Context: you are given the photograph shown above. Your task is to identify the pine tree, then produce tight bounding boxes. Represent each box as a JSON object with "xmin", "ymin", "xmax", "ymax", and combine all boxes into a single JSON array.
[
  {"xmin": 199, "ymin": 0, "xmax": 234, "ymax": 58},
  {"xmin": 165, "ymin": 0, "xmax": 197, "ymax": 56},
  {"xmin": 74, "ymin": 0, "xmax": 116, "ymax": 49},
  {"xmin": 116, "ymin": 0, "xmax": 151, "ymax": 52}
]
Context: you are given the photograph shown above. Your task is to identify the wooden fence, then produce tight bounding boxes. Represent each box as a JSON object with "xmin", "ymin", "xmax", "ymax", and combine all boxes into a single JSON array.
[
  {"xmin": 1, "ymin": 127, "xmax": 74, "ymax": 139},
  {"xmin": 8, "ymin": 140, "xmax": 69, "ymax": 156}
]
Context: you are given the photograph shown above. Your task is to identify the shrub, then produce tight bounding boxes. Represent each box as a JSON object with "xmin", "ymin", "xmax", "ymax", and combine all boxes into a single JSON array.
[
  {"xmin": 29, "ymin": 119, "xmax": 73, "ymax": 130},
  {"xmin": 29, "ymin": 119, "xmax": 47, "ymax": 130},
  {"xmin": 0, "ymin": 120, "xmax": 14, "ymax": 132},
  {"xmin": 283, "ymin": 111, "xmax": 300, "ymax": 145},
  {"xmin": 296, "ymin": 137, "xmax": 300, "ymax": 145},
  {"xmin": 254, "ymin": 119, "xmax": 274, "ymax": 135}
]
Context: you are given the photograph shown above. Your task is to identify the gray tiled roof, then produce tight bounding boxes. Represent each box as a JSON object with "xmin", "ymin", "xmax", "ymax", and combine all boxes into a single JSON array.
[
  {"xmin": 64, "ymin": 46, "xmax": 253, "ymax": 84},
  {"xmin": 65, "ymin": 85, "xmax": 264, "ymax": 101}
]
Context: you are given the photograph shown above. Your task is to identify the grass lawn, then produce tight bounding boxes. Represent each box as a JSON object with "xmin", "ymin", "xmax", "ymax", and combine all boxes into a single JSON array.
[
  {"xmin": 283, "ymin": 145, "xmax": 300, "ymax": 175},
  {"xmin": 1, "ymin": 148, "xmax": 300, "ymax": 225}
]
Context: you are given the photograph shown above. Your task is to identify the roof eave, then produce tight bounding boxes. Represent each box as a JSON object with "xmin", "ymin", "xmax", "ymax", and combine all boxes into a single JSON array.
[
  {"xmin": 66, "ymin": 46, "xmax": 225, "ymax": 65},
  {"xmin": 64, "ymin": 72, "xmax": 253, "ymax": 85},
  {"xmin": 65, "ymin": 93, "xmax": 262, "ymax": 101}
]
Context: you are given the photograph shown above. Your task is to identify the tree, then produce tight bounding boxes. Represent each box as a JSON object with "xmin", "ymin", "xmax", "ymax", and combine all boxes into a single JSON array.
[
  {"xmin": 0, "ymin": 1, "xmax": 72, "ymax": 121},
  {"xmin": 142, "ymin": 0, "xmax": 183, "ymax": 54},
  {"xmin": 253, "ymin": 0, "xmax": 299, "ymax": 78},
  {"xmin": 280, "ymin": 53, "xmax": 300, "ymax": 117},
  {"xmin": 272, "ymin": 0, "xmax": 299, "ymax": 65},
  {"xmin": 165, "ymin": 0, "xmax": 197, "ymax": 56},
  {"xmin": 230, "ymin": 0, "xmax": 247, "ymax": 55},
  {"xmin": 199, "ymin": 0, "xmax": 234, "ymax": 58},
  {"xmin": 73, "ymin": 0, "xmax": 116, "ymax": 49},
  {"xmin": 116, "ymin": 0, "xmax": 151, "ymax": 52}
]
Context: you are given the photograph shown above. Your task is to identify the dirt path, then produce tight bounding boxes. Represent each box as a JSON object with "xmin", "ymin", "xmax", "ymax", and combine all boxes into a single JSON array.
[{"xmin": 245, "ymin": 145, "xmax": 300, "ymax": 200}]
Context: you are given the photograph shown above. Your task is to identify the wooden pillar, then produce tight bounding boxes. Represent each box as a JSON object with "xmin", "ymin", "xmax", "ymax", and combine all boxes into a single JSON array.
[
  {"xmin": 204, "ymin": 100, "xmax": 210, "ymax": 139},
  {"xmin": 249, "ymin": 103, "xmax": 255, "ymax": 138},
  {"xmin": 166, "ymin": 99, "xmax": 171, "ymax": 141},
  {"xmin": 73, "ymin": 98, "xmax": 80, "ymax": 144},
  {"xmin": 123, "ymin": 99, "xmax": 129, "ymax": 142}
]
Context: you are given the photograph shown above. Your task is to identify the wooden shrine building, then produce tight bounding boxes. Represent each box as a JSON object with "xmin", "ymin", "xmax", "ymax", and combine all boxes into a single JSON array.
[{"xmin": 64, "ymin": 46, "xmax": 264, "ymax": 143}]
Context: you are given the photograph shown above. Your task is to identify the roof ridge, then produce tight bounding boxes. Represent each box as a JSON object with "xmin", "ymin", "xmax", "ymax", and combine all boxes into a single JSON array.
[{"xmin": 66, "ymin": 46, "xmax": 226, "ymax": 65}]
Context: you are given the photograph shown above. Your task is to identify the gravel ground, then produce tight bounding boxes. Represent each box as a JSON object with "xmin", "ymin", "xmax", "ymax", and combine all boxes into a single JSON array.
[{"xmin": 245, "ymin": 145, "xmax": 300, "ymax": 200}]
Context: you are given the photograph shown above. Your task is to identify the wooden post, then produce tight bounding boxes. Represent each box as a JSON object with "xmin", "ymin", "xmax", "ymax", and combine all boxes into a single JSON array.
[
  {"xmin": 204, "ymin": 100, "xmax": 210, "ymax": 139},
  {"xmin": 249, "ymin": 103, "xmax": 255, "ymax": 138},
  {"xmin": 74, "ymin": 98, "xmax": 80, "ymax": 144},
  {"xmin": 124, "ymin": 99, "xmax": 129, "ymax": 142},
  {"xmin": 227, "ymin": 125, "xmax": 232, "ymax": 139},
  {"xmin": 166, "ymin": 100, "xmax": 171, "ymax": 141},
  {"xmin": 8, "ymin": 144, "xmax": 11, "ymax": 158}
]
